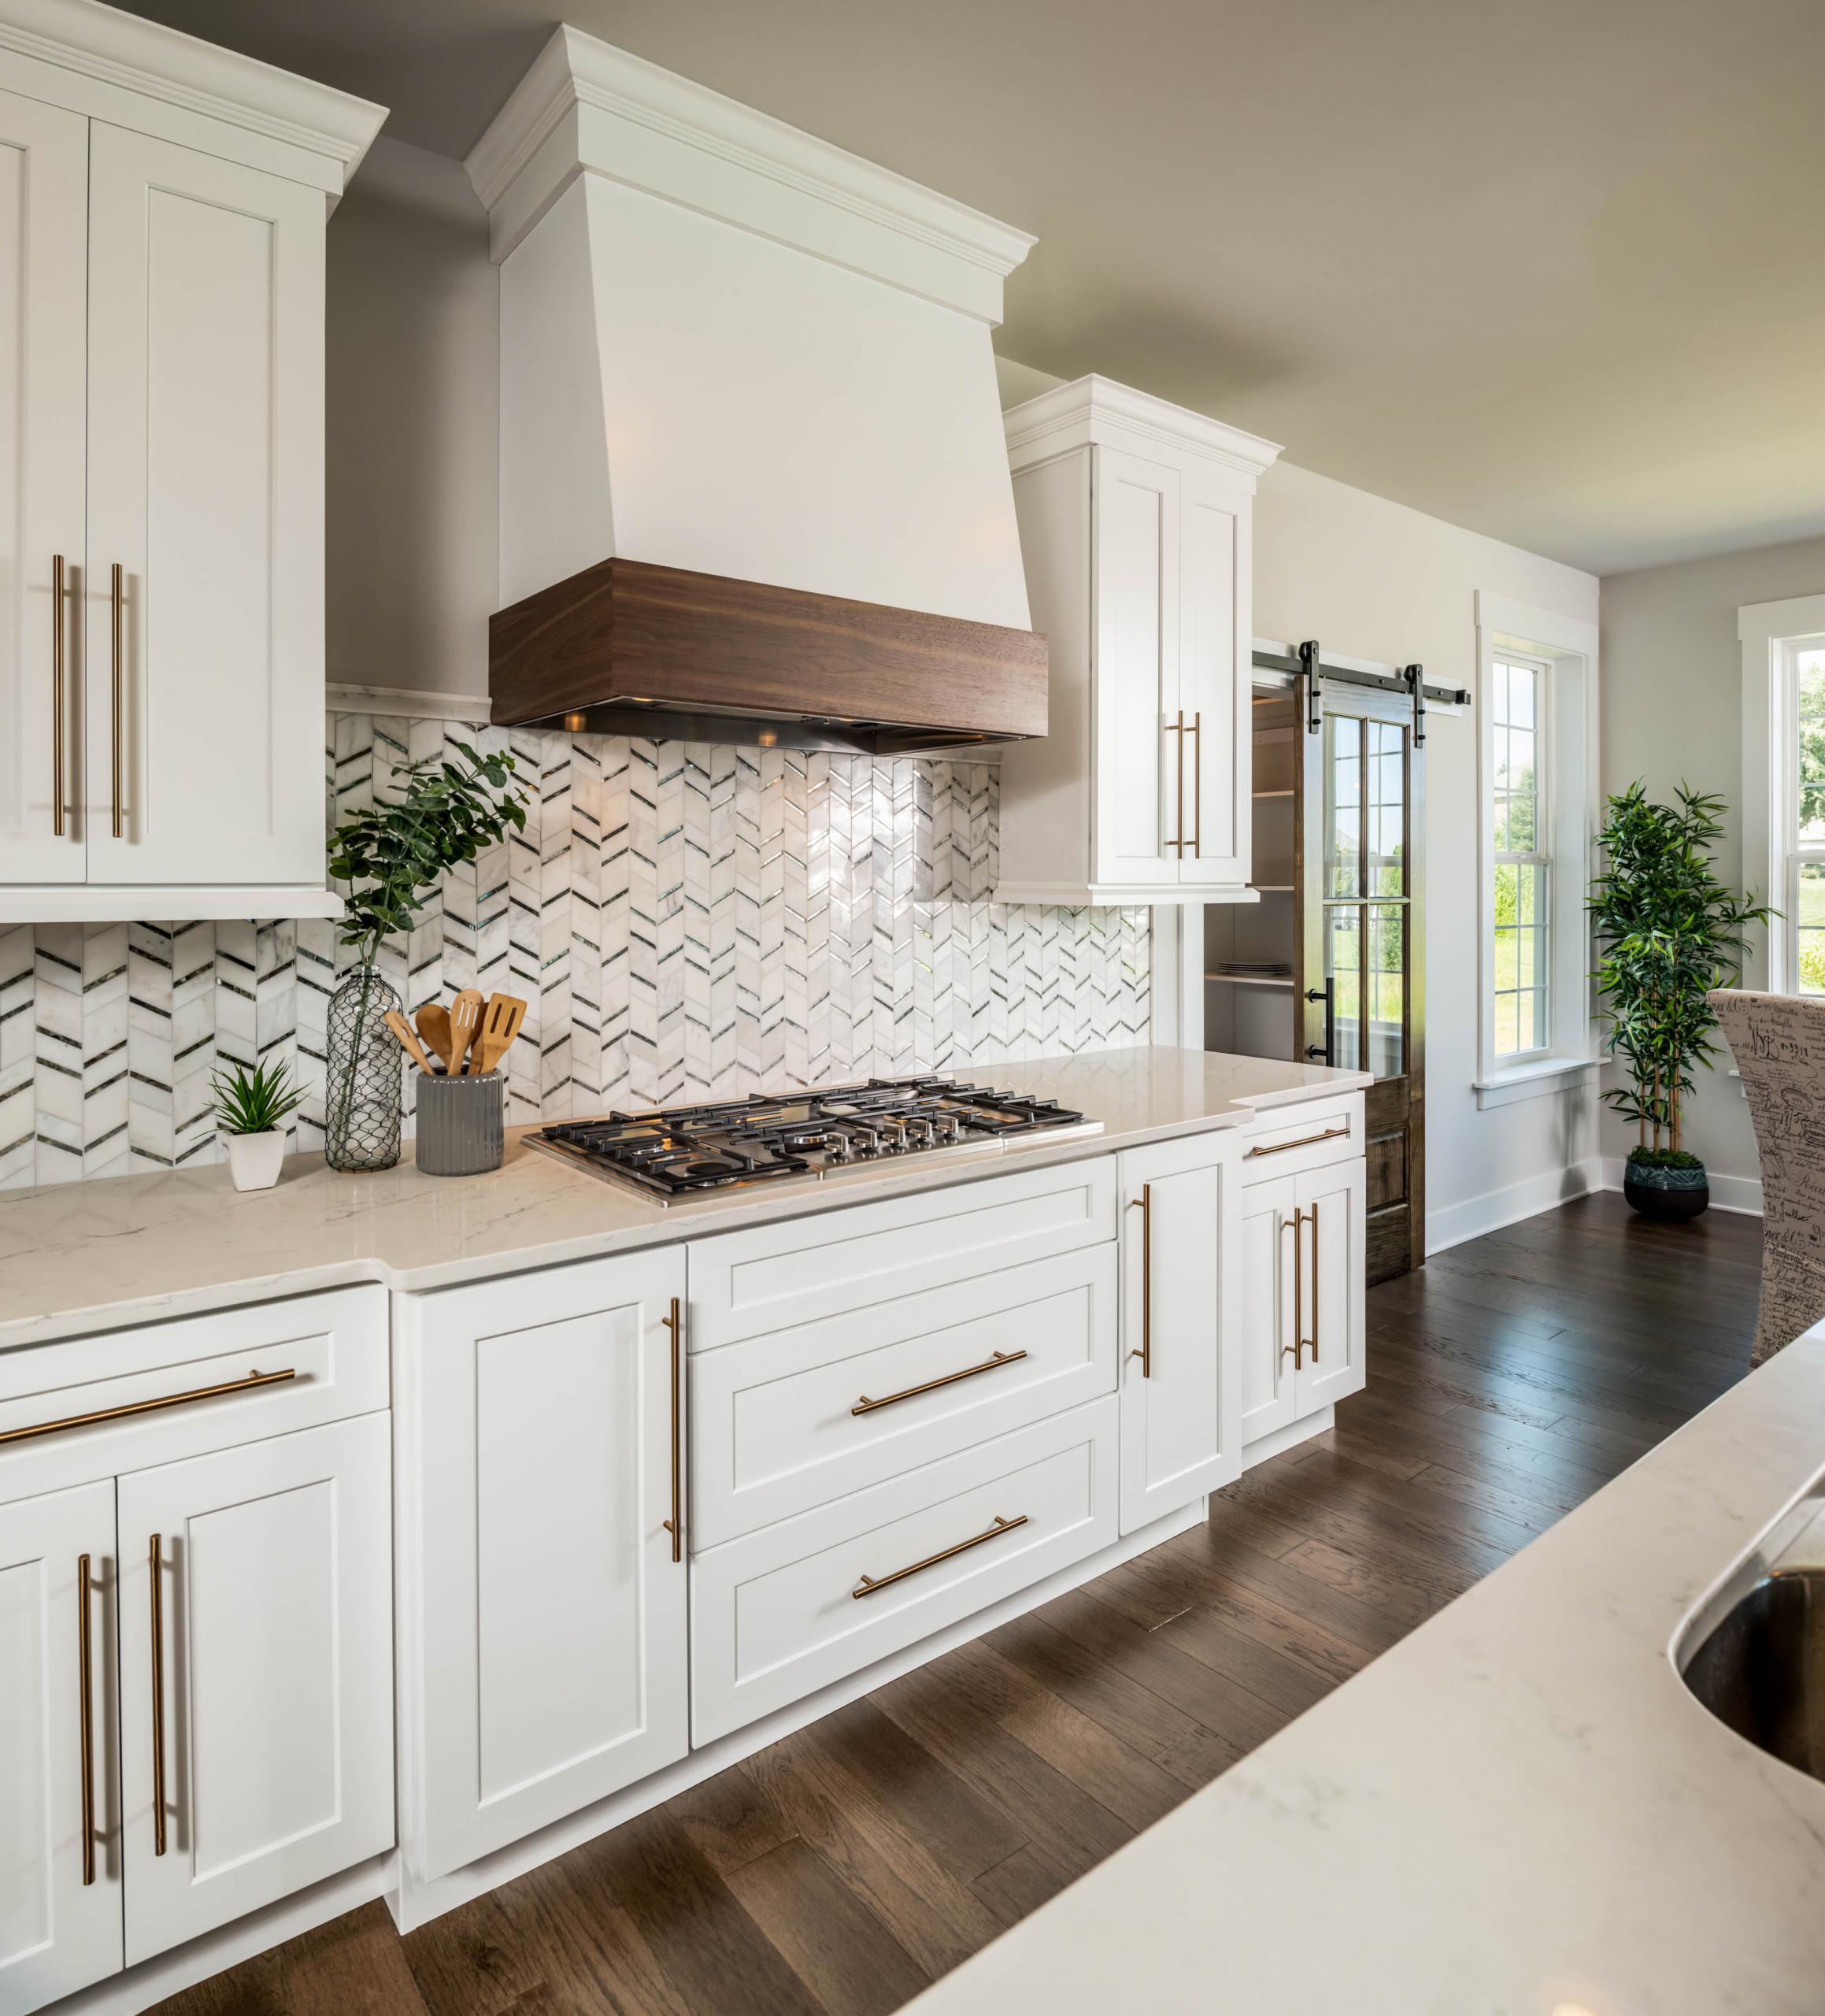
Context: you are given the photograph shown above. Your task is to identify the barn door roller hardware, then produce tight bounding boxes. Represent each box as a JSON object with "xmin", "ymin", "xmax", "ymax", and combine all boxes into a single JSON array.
[{"xmin": 1253, "ymin": 643, "xmax": 1469, "ymax": 739}]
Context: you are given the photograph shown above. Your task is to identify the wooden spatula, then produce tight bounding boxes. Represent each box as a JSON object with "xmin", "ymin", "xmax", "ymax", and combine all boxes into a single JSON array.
[
  {"xmin": 469, "ymin": 993, "xmax": 528, "ymax": 1077},
  {"xmin": 383, "ymin": 1010, "xmax": 436, "ymax": 1075},
  {"xmin": 449, "ymin": 988, "xmax": 484, "ymax": 1074},
  {"xmin": 416, "ymin": 1002, "xmax": 455, "ymax": 1073}
]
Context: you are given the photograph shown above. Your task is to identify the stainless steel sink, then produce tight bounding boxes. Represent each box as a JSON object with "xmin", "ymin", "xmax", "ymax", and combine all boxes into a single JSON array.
[{"xmin": 1679, "ymin": 1499, "xmax": 1825, "ymax": 1781}]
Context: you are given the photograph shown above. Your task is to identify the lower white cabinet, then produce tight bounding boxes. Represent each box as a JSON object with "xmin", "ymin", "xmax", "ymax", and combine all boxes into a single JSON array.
[
  {"xmin": 1117, "ymin": 1131, "xmax": 1242, "ymax": 1534},
  {"xmin": 1292, "ymin": 1155, "xmax": 1368, "ymax": 1414},
  {"xmin": 0, "ymin": 1481, "xmax": 121, "ymax": 2012},
  {"xmin": 398, "ymin": 1248, "xmax": 690, "ymax": 1884},
  {"xmin": 116, "ymin": 1414, "xmax": 394, "ymax": 1965}
]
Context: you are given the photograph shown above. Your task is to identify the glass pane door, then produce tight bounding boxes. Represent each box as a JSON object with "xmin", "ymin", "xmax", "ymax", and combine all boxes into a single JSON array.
[{"xmin": 1321, "ymin": 713, "xmax": 1409, "ymax": 1081}]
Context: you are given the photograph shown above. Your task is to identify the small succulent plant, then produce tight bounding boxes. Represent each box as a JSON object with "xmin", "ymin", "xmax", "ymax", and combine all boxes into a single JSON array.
[{"xmin": 210, "ymin": 1057, "xmax": 306, "ymax": 1138}]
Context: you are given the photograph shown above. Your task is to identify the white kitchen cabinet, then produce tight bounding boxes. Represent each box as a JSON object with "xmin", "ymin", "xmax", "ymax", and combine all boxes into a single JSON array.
[
  {"xmin": 0, "ymin": 0, "xmax": 383, "ymax": 921},
  {"xmin": 0, "ymin": 1480, "xmax": 120, "ymax": 2015},
  {"xmin": 995, "ymin": 376, "xmax": 1280, "ymax": 906},
  {"xmin": 1117, "ymin": 1128, "xmax": 1242, "ymax": 1534},
  {"xmin": 1238, "ymin": 1172, "xmax": 1298, "ymax": 1446},
  {"xmin": 1294, "ymin": 1155, "xmax": 1368, "ymax": 1415},
  {"xmin": 398, "ymin": 1248, "xmax": 690, "ymax": 1884},
  {"xmin": 115, "ymin": 1413, "xmax": 394, "ymax": 1965}
]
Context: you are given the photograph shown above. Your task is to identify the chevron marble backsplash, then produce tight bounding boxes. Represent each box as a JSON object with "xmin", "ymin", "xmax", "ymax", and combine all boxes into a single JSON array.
[{"xmin": 0, "ymin": 713, "xmax": 1151, "ymax": 1191}]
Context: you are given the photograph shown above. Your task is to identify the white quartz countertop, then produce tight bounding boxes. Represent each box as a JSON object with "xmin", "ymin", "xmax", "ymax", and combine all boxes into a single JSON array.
[
  {"xmin": 905, "ymin": 1331, "xmax": 1825, "ymax": 2016},
  {"xmin": 0, "ymin": 1047, "xmax": 1364, "ymax": 1351}
]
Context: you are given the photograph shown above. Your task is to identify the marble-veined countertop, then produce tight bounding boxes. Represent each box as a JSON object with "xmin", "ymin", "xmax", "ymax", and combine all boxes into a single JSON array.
[
  {"xmin": 904, "ymin": 1327, "xmax": 1825, "ymax": 2016},
  {"xmin": 0, "ymin": 1046, "xmax": 1366, "ymax": 1351}
]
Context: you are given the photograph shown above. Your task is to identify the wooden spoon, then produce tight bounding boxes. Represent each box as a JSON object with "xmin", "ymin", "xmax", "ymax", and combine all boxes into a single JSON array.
[
  {"xmin": 416, "ymin": 1002, "xmax": 455, "ymax": 1073},
  {"xmin": 383, "ymin": 1010, "xmax": 437, "ymax": 1075},
  {"xmin": 469, "ymin": 993, "xmax": 528, "ymax": 1078},
  {"xmin": 449, "ymin": 988, "xmax": 484, "ymax": 1074}
]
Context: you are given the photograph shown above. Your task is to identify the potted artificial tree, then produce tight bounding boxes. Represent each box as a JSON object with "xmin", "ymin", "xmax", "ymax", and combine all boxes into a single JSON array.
[
  {"xmin": 1588, "ymin": 782, "xmax": 1773, "ymax": 1219},
  {"xmin": 212, "ymin": 1058, "xmax": 305, "ymax": 1191},
  {"xmin": 324, "ymin": 741, "xmax": 528, "ymax": 1172}
]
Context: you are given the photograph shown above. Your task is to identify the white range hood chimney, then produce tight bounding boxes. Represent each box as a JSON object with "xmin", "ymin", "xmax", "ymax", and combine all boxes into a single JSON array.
[{"xmin": 465, "ymin": 30, "xmax": 1046, "ymax": 751}]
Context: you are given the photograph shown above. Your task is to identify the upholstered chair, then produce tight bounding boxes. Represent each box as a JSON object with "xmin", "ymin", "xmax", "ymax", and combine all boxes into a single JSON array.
[{"xmin": 1708, "ymin": 988, "xmax": 1825, "ymax": 1364}]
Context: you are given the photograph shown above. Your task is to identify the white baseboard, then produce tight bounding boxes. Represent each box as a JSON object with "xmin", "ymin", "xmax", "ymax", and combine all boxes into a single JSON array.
[
  {"xmin": 1596, "ymin": 1156, "xmax": 1764, "ymax": 1216},
  {"xmin": 1426, "ymin": 1158, "xmax": 1604, "ymax": 1255},
  {"xmin": 1242, "ymin": 1406, "xmax": 1334, "ymax": 1469}
]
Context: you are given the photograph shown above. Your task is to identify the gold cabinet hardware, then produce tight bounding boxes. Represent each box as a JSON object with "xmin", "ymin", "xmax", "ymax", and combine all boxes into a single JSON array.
[
  {"xmin": 1279, "ymin": 1213, "xmax": 1301, "ymax": 1367},
  {"xmin": 51, "ymin": 554, "xmax": 66, "ymax": 836},
  {"xmin": 1244, "ymin": 1122, "xmax": 1351, "ymax": 1160},
  {"xmin": 853, "ymin": 1348, "xmax": 1028, "ymax": 1416},
  {"xmin": 109, "ymin": 562, "xmax": 124, "ymax": 839},
  {"xmin": 1189, "ymin": 709, "xmax": 1202, "ymax": 858},
  {"xmin": 1305, "ymin": 1198, "xmax": 1320, "ymax": 1362},
  {"xmin": 1128, "ymin": 1184, "xmax": 1153, "ymax": 1377},
  {"xmin": 851, "ymin": 1513, "xmax": 1027, "ymax": 1600},
  {"xmin": 76, "ymin": 1551, "xmax": 95, "ymax": 1886},
  {"xmin": 661, "ymin": 1296, "xmax": 683, "ymax": 1563},
  {"xmin": 148, "ymin": 1532, "xmax": 166, "ymax": 1857},
  {"xmin": 0, "ymin": 1366, "xmax": 297, "ymax": 1447},
  {"xmin": 1163, "ymin": 710, "xmax": 1186, "ymax": 854}
]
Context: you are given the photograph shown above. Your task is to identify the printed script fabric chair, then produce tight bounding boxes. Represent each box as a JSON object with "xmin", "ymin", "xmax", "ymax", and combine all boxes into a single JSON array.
[{"xmin": 1708, "ymin": 988, "xmax": 1825, "ymax": 1365}]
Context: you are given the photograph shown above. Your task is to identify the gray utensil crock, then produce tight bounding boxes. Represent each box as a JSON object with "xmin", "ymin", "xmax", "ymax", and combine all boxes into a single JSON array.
[{"xmin": 415, "ymin": 1069, "xmax": 504, "ymax": 1177}]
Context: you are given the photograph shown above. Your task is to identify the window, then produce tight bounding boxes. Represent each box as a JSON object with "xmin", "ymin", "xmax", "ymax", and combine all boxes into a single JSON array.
[
  {"xmin": 1474, "ymin": 593, "xmax": 1599, "ymax": 1108},
  {"xmin": 1490, "ymin": 656, "xmax": 1549, "ymax": 1058},
  {"xmin": 1742, "ymin": 599, "xmax": 1825, "ymax": 997}
]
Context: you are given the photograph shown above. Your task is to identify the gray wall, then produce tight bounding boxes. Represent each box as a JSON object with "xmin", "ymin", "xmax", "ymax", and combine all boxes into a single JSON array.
[
  {"xmin": 1599, "ymin": 534, "xmax": 1825, "ymax": 1199},
  {"xmin": 326, "ymin": 136, "xmax": 498, "ymax": 702}
]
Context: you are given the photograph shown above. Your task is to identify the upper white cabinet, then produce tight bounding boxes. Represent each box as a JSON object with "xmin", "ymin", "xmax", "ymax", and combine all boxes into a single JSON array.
[
  {"xmin": 0, "ymin": 0, "xmax": 384, "ymax": 923},
  {"xmin": 996, "ymin": 376, "xmax": 1280, "ymax": 906}
]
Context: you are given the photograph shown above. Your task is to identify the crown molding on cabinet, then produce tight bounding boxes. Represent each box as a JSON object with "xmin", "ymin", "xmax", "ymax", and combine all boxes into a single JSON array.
[
  {"xmin": 1004, "ymin": 374, "xmax": 1283, "ymax": 484},
  {"xmin": 463, "ymin": 23, "xmax": 1034, "ymax": 319},
  {"xmin": 0, "ymin": 0, "xmax": 386, "ymax": 196}
]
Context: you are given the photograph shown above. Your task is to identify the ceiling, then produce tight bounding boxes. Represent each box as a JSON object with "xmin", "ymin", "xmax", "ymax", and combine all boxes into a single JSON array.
[{"xmin": 117, "ymin": 0, "xmax": 1825, "ymax": 576}]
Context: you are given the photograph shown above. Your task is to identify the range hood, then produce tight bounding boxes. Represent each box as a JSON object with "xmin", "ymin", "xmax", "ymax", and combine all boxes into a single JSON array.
[{"xmin": 465, "ymin": 29, "xmax": 1047, "ymax": 754}]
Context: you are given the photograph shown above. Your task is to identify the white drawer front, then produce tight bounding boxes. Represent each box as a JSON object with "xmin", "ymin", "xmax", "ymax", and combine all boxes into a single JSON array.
[
  {"xmin": 690, "ymin": 1396, "xmax": 1119, "ymax": 1744},
  {"xmin": 691, "ymin": 1247, "xmax": 1117, "ymax": 1547},
  {"xmin": 688, "ymin": 1154, "xmax": 1116, "ymax": 1351},
  {"xmin": 1240, "ymin": 1092, "xmax": 1364, "ymax": 1185},
  {"xmin": 0, "ymin": 1288, "xmax": 388, "ymax": 1503}
]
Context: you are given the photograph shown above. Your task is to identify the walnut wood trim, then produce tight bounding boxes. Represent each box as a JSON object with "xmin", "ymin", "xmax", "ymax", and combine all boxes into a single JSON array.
[{"xmin": 490, "ymin": 558, "xmax": 1049, "ymax": 750}]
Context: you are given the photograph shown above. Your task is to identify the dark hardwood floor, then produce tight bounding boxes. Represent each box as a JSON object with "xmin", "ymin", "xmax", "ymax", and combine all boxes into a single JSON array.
[{"xmin": 158, "ymin": 1194, "xmax": 1761, "ymax": 2016}]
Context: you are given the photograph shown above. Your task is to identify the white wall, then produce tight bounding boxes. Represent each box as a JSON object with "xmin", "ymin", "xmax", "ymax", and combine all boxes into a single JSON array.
[
  {"xmin": 1597, "ymin": 533, "xmax": 1825, "ymax": 1210},
  {"xmin": 326, "ymin": 137, "xmax": 498, "ymax": 702}
]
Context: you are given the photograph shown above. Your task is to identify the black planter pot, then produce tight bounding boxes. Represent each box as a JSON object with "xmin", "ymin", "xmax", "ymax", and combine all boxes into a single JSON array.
[{"xmin": 1623, "ymin": 1160, "xmax": 1710, "ymax": 1221}]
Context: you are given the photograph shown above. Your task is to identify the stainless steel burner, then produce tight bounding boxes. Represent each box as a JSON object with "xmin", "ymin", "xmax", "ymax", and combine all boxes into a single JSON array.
[{"xmin": 525, "ymin": 1076, "xmax": 1101, "ymax": 1203}]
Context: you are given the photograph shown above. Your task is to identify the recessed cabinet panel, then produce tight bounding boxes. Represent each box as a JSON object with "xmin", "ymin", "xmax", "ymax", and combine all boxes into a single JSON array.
[
  {"xmin": 1294, "ymin": 1156, "xmax": 1368, "ymax": 1414},
  {"xmin": 0, "ymin": 1481, "xmax": 120, "ymax": 2015},
  {"xmin": 1179, "ymin": 475, "xmax": 1246, "ymax": 885},
  {"xmin": 1238, "ymin": 1174, "xmax": 1297, "ymax": 1445},
  {"xmin": 0, "ymin": 88, "xmax": 87, "ymax": 889}
]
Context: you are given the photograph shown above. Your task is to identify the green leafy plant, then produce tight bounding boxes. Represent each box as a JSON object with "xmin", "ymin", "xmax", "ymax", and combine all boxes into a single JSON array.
[
  {"xmin": 1587, "ymin": 781, "xmax": 1775, "ymax": 1156},
  {"xmin": 1627, "ymin": 1146, "xmax": 1705, "ymax": 1173},
  {"xmin": 210, "ymin": 1057, "xmax": 305, "ymax": 1137}
]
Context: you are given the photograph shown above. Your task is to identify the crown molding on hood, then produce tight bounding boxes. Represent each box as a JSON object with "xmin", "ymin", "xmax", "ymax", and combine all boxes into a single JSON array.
[{"xmin": 465, "ymin": 23, "xmax": 1034, "ymax": 322}]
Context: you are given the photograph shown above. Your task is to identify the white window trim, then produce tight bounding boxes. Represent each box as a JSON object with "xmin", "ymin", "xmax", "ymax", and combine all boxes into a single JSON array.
[
  {"xmin": 1472, "ymin": 591, "xmax": 1600, "ymax": 1110},
  {"xmin": 1739, "ymin": 591, "xmax": 1825, "ymax": 996}
]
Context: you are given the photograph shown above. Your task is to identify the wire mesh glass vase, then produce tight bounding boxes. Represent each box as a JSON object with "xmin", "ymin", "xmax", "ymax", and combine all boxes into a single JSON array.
[{"xmin": 324, "ymin": 967, "xmax": 403, "ymax": 1172}]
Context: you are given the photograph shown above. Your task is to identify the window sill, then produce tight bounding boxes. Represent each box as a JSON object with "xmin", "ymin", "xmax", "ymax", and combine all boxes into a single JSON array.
[{"xmin": 1473, "ymin": 1057, "xmax": 1597, "ymax": 1110}]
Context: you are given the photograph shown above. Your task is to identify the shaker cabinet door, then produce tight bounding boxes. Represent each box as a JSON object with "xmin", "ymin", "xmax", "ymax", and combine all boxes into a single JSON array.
[
  {"xmin": 0, "ymin": 88, "xmax": 87, "ymax": 888},
  {"xmin": 1177, "ymin": 464, "xmax": 1252, "ymax": 890},
  {"xmin": 83, "ymin": 122, "xmax": 326, "ymax": 888},
  {"xmin": 402, "ymin": 1248, "xmax": 690, "ymax": 1883},
  {"xmin": 1238, "ymin": 1173, "xmax": 1299, "ymax": 1447},
  {"xmin": 0, "ymin": 1480, "xmax": 121, "ymax": 2014},
  {"xmin": 1294, "ymin": 1156, "xmax": 1368, "ymax": 1416},
  {"xmin": 116, "ymin": 1414, "xmax": 394, "ymax": 1964}
]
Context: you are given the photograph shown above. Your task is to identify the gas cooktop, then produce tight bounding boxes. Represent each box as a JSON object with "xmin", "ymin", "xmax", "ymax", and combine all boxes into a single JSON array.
[{"xmin": 526, "ymin": 1076, "xmax": 1101, "ymax": 1203}]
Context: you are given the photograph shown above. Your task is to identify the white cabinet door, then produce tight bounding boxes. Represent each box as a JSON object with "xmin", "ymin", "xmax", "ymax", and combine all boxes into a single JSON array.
[
  {"xmin": 403, "ymin": 1248, "xmax": 690, "ymax": 1884},
  {"xmin": 0, "ymin": 89, "xmax": 87, "ymax": 888},
  {"xmin": 1294, "ymin": 1157, "xmax": 1368, "ymax": 1416},
  {"xmin": 116, "ymin": 1414, "xmax": 394, "ymax": 1965},
  {"xmin": 1118, "ymin": 1130, "xmax": 1241, "ymax": 1534},
  {"xmin": 1238, "ymin": 1174, "xmax": 1298, "ymax": 1447},
  {"xmin": 83, "ymin": 123, "xmax": 325, "ymax": 888},
  {"xmin": 1178, "ymin": 462, "xmax": 1251, "ymax": 890},
  {"xmin": 0, "ymin": 1481, "xmax": 120, "ymax": 2014},
  {"xmin": 1092, "ymin": 443, "xmax": 1183, "ymax": 891}
]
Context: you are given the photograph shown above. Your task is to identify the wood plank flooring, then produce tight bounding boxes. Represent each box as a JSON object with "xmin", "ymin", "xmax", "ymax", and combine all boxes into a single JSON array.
[{"xmin": 157, "ymin": 1194, "xmax": 1761, "ymax": 2016}]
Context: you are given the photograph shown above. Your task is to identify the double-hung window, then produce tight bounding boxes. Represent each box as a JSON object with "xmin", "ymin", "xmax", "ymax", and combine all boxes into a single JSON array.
[
  {"xmin": 1742, "ymin": 598, "xmax": 1825, "ymax": 995},
  {"xmin": 1490, "ymin": 655, "xmax": 1549, "ymax": 1058}
]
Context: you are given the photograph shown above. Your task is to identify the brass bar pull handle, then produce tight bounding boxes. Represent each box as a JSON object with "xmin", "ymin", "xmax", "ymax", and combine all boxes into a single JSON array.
[
  {"xmin": 852, "ymin": 1513, "xmax": 1027, "ymax": 1600},
  {"xmin": 1306, "ymin": 1199, "xmax": 1320, "ymax": 1362},
  {"xmin": 0, "ymin": 1366, "xmax": 296, "ymax": 1447},
  {"xmin": 1163, "ymin": 711, "xmax": 1186, "ymax": 854},
  {"xmin": 1190, "ymin": 710, "xmax": 1201, "ymax": 859},
  {"xmin": 1128, "ymin": 1184, "xmax": 1152, "ymax": 1377},
  {"xmin": 109, "ymin": 562, "xmax": 124, "ymax": 839},
  {"xmin": 51, "ymin": 554, "xmax": 66, "ymax": 836},
  {"xmin": 853, "ymin": 1348, "xmax": 1028, "ymax": 1417},
  {"xmin": 1244, "ymin": 1123, "xmax": 1351, "ymax": 1161},
  {"xmin": 1290, "ymin": 1208, "xmax": 1305, "ymax": 1369},
  {"xmin": 661, "ymin": 1297, "xmax": 683, "ymax": 1563},
  {"xmin": 149, "ymin": 1532, "xmax": 166, "ymax": 1857},
  {"xmin": 1279, "ymin": 1214, "xmax": 1300, "ymax": 1366},
  {"xmin": 77, "ymin": 1551, "xmax": 95, "ymax": 1885}
]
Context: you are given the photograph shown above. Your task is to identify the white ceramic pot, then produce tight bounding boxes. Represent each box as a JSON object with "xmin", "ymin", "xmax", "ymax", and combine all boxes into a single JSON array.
[{"xmin": 225, "ymin": 1128, "xmax": 286, "ymax": 1193}]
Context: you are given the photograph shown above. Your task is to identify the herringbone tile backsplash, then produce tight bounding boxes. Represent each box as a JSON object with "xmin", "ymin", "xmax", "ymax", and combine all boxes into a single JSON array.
[{"xmin": 0, "ymin": 713, "xmax": 1151, "ymax": 1189}]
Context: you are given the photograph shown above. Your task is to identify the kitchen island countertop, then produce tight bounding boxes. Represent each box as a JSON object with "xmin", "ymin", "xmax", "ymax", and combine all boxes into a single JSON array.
[{"xmin": 0, "ymin": 1046, "xmax": 1364, "ymax": 1351}]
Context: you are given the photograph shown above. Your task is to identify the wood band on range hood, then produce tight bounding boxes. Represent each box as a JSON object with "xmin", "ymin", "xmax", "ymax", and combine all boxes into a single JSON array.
[{"xmin": 490, "ymin": 558, "xmax": 1049, "ymax": 756}]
